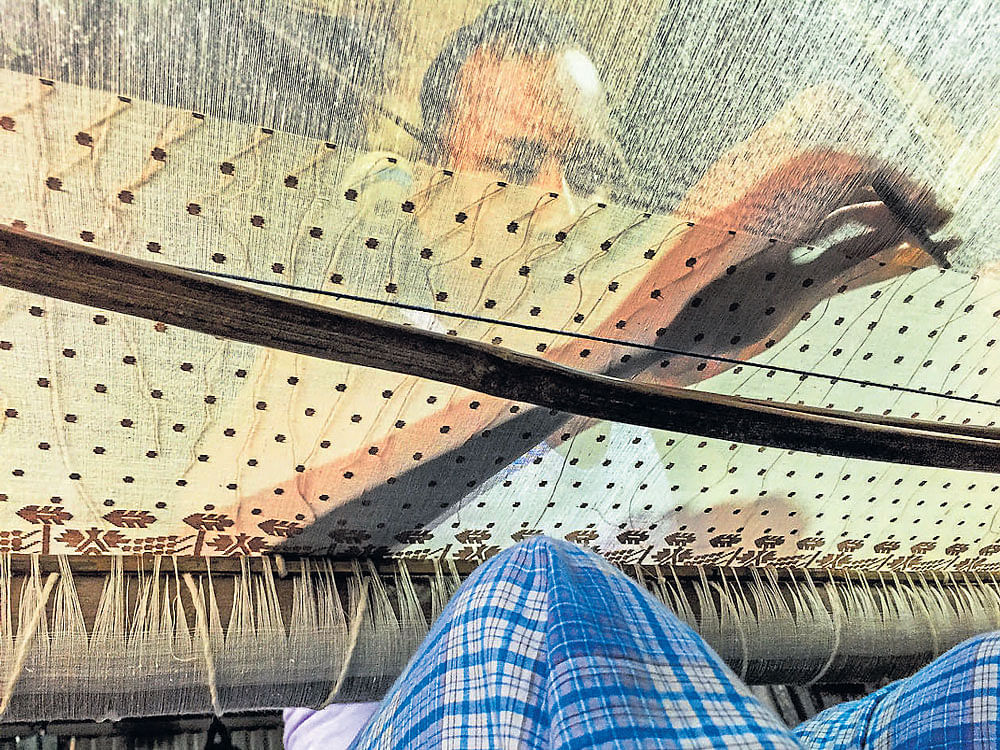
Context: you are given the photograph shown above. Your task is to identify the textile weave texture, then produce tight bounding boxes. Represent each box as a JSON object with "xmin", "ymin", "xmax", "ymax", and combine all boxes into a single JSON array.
[
  {"xmin": 343, "ymin": 536, "xmax": 1000, "ymax": 749},
  {"xmin": 3, "ymin": 0, "xmax": 1000, "ymax": 569}
]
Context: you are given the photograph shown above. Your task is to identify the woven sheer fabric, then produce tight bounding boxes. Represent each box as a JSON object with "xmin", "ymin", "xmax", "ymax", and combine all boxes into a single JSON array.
[
  {"xmin": 0, "ymin": 0, "xmax": 998, "ymax": 566},
  {"xmin": 3, "ymin": 0, "xmax": 1000, "ymax": 725},
  {"xmin": 4, "ymin": 0, "xmax": 997, "ymax": 266}
]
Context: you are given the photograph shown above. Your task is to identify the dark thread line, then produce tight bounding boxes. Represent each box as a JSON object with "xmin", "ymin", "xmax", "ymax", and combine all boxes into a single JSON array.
[{"xmin": 182, "ymin": 266, "xmax": 998, "ymax": 410}]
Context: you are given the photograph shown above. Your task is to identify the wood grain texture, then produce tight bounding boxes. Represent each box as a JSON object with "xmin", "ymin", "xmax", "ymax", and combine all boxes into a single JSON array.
[{"xmin": 1, "ymin": 224, "xmax": 999, "ymax": 472}]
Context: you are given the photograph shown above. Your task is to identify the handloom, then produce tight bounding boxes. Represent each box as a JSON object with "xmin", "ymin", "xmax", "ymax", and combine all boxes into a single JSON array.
[
  {"xmin": 2, "ymin": 0, "xmax": 1000, "ymax": 725},
  {"xmin": 4, "ymin": 555, "xmax": 1000, "ymax": 720}
]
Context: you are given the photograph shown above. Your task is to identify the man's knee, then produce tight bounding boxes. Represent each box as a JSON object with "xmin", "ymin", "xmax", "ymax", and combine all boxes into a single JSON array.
[
  {"xmin": 471, "ymin": 535, "xmax": 565, "ymax": 575},
  {"xmin": 479, "ymin": 535, "xmax": 587, "ymax": 571}
]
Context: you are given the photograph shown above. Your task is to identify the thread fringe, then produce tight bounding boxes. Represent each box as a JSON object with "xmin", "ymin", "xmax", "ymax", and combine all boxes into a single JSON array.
[{"xmin": 2, "ymin": 554, "xmax": 999, "ymax": 721}]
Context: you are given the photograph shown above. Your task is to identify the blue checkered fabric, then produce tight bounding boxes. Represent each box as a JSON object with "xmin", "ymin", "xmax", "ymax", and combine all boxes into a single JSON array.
[
  {"xmin": 349, "ymin": 536, "xmax": 800, "ymax": 749},
  {"xmin": 793, "ymin": 630, "xmax": 1000, "ymax": 748},
  {"xmin": 346, "ymin": 537, "xmax": 1000, "ymax": 749}
]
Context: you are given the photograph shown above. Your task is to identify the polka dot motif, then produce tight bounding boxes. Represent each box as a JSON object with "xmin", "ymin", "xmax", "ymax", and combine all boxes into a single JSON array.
[{"xmin": 0, "ymin": 70, "xmax": 997, "ymax": 568}]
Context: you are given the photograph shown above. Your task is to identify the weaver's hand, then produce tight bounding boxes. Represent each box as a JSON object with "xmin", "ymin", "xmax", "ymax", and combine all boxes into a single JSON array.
[
  {"xmin": 602, "ymin": 153, "xmax": 955, "ymax": 386},
  {"xmin": 552, "ymin": 79, "xmax": 957, "ymax": 385}
]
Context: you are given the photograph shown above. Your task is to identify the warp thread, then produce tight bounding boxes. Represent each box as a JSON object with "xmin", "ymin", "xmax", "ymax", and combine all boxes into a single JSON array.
[
  {"xmin": 321, "ymin": 577, "xmax": 370, "ymax": 708},
  {"xmin": 183, "ymin": 572, "xmax": 222, "ymax": 716},
  {"xmin": 2, "ymin": 555, "xmax": 1000, "ymax": 721},
  {"xmin": 0, "ymin": 569, "xmax": 59, "ymax": 714}
]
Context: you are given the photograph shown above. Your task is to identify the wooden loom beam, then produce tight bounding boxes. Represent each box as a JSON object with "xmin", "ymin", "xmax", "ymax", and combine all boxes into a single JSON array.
[{"xmin": 1, "ymin": 225, "xmax": 999, "ymax": 472}]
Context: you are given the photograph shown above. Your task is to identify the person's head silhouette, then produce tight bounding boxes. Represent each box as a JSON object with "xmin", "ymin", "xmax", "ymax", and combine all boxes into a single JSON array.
[{"xmin": 420, "ymin": 1, "xmax": 620, "ymax": 196}]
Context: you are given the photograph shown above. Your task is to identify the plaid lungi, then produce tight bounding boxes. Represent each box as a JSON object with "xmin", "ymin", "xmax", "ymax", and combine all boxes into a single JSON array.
[{"xmin": 322, "ymin": 537, "xmax": 999, "ymax": 749}]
